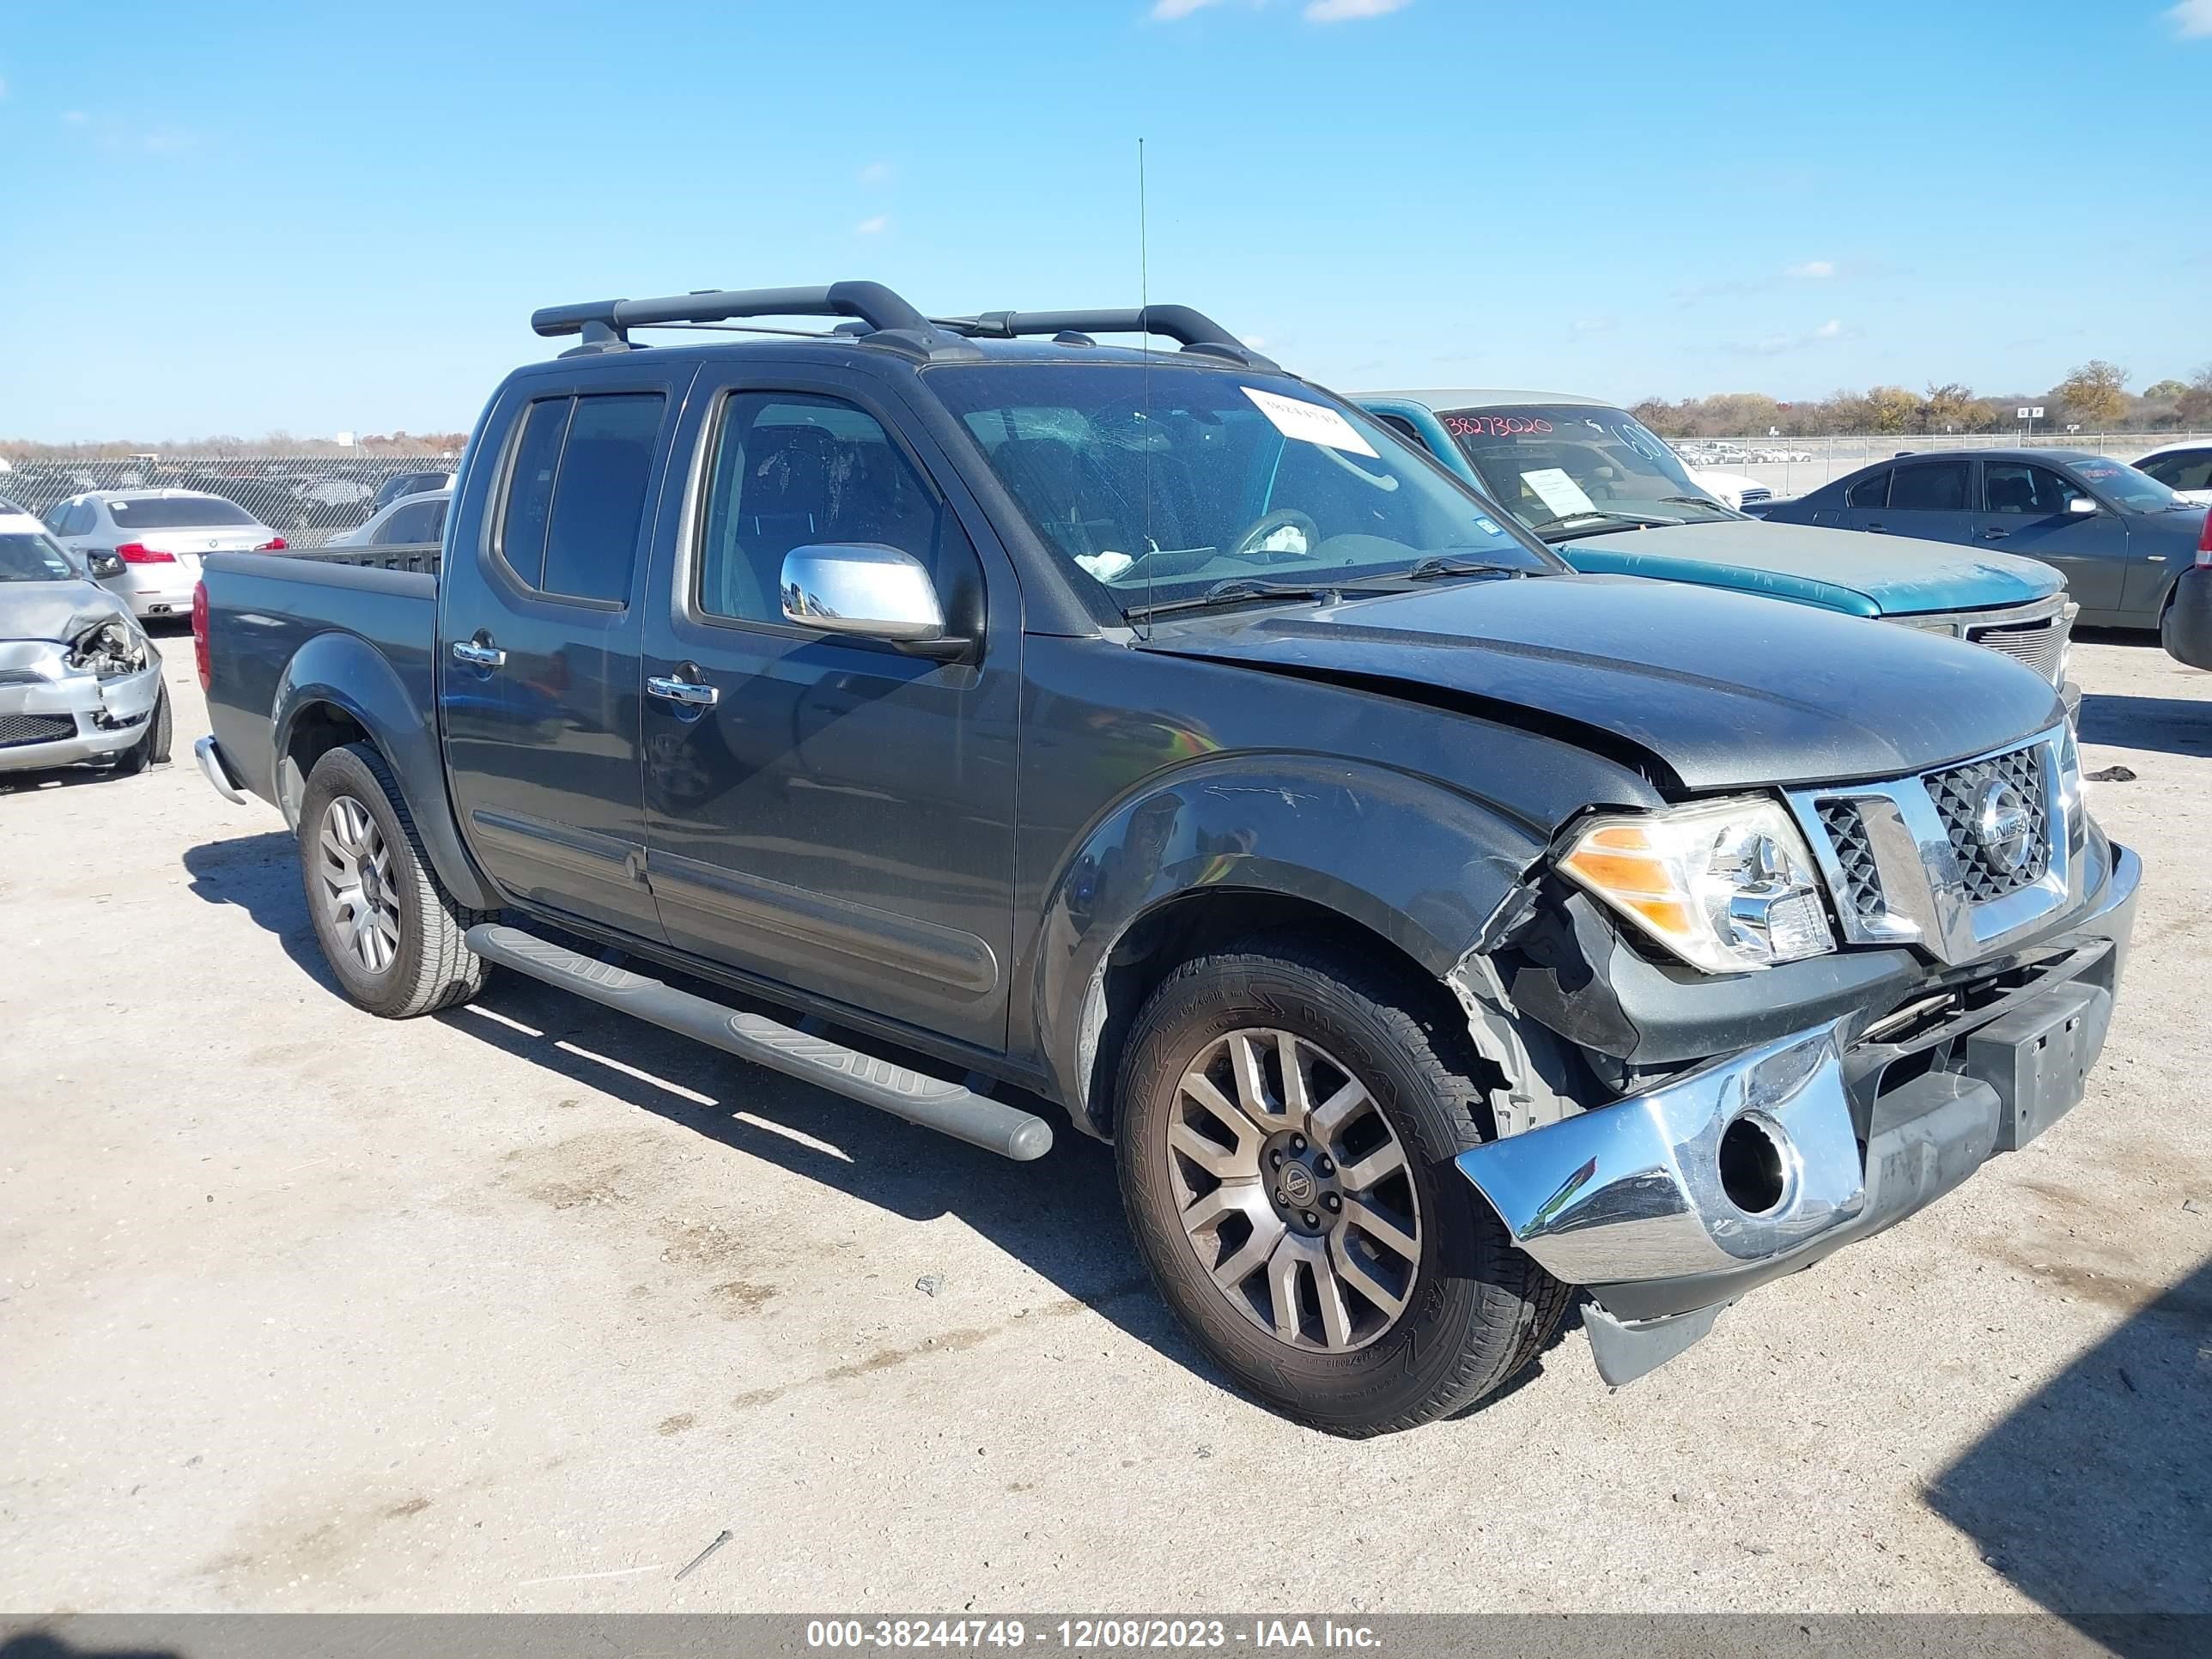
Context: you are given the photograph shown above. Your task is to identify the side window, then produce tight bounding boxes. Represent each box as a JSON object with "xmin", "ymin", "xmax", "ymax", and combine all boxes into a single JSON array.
[
  {"xmin": 696, "ymin": 392, "xmax": 951, "ymax": 626},
  {"xmin": 42, "ymin": 503, "xmax": 69, "ymax": 533},
  {"xmin": 1888, "ymin": 461, "xmax": 1968, "ymax": 511},
  {"xmin": 1844, "ymin": 469, "xmax": 1890, "ymax": 509},
  {"xmin": 1370, "ymin": 413, "xmax": 1430, "ymax": 452},
  {"xmin": 2141, "ymin": 450, "xmax": 2212, "ymax": 493},
  {"xmin": 496, "ymin": 392, "xmax": 666, "ymax": 603},
  {"xmin": 1983, "ymin": 463, "xmax": 2081, "ymax": 516}
]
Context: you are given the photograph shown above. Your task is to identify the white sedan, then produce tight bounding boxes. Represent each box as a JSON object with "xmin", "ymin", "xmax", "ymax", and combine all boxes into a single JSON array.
[
  {"xmin": 2130, "ymin": 441, "xmax": 2212, "ymax": 505},
  {"xmin": 44, "ymin": 489, "xmax": 285, "ymax": 621}
]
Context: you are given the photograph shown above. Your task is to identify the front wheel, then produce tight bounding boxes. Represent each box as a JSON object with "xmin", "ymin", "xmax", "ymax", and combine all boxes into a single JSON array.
[
  {"xmin": 1115, "ymin": 940, "xmax": 1571, "ymax": 1437},
  {"xmin": 298, "ymin": 741, "xmax": 489, "ymax": 1018}
]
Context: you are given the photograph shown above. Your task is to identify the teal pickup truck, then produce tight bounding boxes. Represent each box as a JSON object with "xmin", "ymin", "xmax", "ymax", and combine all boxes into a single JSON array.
[{"xmin": 1358, "ymin": 389, "xmax": 2075, "ymax": 698}]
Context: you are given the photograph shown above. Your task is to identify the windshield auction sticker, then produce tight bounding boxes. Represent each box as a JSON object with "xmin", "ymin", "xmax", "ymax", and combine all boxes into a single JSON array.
[
  {"xmin": 1242, "ymin": 387, "xmax": 1379, "ymax": 458},
  {"xmin": 1518, "ymin": 466, "xmax": 1596, "ymax": 518}
]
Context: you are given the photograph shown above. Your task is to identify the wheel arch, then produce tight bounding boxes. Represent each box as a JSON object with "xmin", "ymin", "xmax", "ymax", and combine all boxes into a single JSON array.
[
  {"xmin": 274, "ymin": 631, "xmax": 495, "ymax": 909},
  {"xmin": 1022, "ymin": 755, "xmax": 1548, "ymax": 1139}
]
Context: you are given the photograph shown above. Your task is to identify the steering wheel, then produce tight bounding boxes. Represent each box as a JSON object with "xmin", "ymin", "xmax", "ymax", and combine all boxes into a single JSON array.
[{"xmin": 1226, "ymin": 508, "xmax": 1322, "ymax": 563}]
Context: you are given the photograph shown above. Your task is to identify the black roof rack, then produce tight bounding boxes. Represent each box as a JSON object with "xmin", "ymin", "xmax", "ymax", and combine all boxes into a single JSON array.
[
  {"xmin": 527, "ymin": 285, "xmax": 1276, "ymax": 369},
  {"xmin": 933, "ymin": 306, "xmax": 1277, "ymax": 369},
  {"xmin": 529, "ymin": 283, "xmax": 962, "ymax": 355}
]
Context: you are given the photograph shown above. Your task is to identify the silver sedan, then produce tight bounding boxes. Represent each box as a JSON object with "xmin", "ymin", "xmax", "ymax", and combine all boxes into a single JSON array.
[
  {"xmin": 0, "ymin": 512, "xmax": 171, "ymax": 776},
  {"xmin": 44, "ymin": 489, "xmax": 284, "ymax": 621}
]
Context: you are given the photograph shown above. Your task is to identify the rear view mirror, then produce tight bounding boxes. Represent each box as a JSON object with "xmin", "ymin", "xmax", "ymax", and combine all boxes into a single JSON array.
[
  {"xmin": 88, "ymin": 550, "xmax": 125, "ymax": 580},
  {"xmin": 2065, "ymin": 496, "xmax": 2100, "ymax": 515},
  {"xmin": 781, "ymin": 543, "xmax": 961, "ymax": 653}
]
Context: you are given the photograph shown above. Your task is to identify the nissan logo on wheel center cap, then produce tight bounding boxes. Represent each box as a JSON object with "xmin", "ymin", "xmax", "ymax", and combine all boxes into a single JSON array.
[
  {"xmin": 1971, "ymin": 780, "xmax": 2034, "ymax": 875},
  {"xmin": 1279, "ymin": 1164, "xmax": 1316, "ymax": 1206}
]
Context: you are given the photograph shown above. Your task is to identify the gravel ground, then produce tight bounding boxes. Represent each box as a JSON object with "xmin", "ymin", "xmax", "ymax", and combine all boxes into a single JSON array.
[{"xmin": 2, "ymin": 629, "xmax": 2207, "ymax": 1617}]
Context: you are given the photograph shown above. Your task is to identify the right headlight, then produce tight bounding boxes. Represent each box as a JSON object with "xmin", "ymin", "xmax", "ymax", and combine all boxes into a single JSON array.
[{"xmin": 1558, "ymin": 795, "xmax": 1837, "ymax": 975}]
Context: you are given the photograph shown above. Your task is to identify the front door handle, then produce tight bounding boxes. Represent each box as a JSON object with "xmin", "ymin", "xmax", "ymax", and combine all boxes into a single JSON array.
[
  {"xmin": 1982, "ymin": 527, "xmax": 2009, "ymax": 540},
  {"xmin": 1864, "ymin": 522, "xmax": 1887, "ymax": 533},
  {"xmin": 452, "ymin": 638, "xmax": 507, "ymax": 668},
  {"xmin": 647, "ymin": 675, "xmax": 720, "ymax": 708}
]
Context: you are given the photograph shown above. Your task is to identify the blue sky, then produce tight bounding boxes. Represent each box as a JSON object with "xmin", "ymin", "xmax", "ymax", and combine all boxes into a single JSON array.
[{"xmin": 1, "ymin": 0, "xmax": 2205, "ymax": 440}]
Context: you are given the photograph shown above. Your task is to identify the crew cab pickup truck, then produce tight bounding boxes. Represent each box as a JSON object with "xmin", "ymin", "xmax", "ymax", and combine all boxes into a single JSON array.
[{"xmin": 194, "ymin": 283, "xmax": 2140, "ymax": 1436}]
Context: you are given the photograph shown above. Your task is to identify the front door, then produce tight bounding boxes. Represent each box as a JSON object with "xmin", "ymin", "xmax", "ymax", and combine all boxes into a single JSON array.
[
  {"xmin": 640, "ymin": 369, "xmax": 1020, "ymax": 1053},
  {"xmin": 440, "ymin": 372, "xmax": 690, "ymax": 939},
  {"xmin": 1976, "ymin": 459, "xmax": 2130, "ymax": 615}
]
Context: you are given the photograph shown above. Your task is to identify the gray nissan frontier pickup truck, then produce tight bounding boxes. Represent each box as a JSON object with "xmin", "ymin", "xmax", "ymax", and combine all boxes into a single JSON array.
[{"xmin": 192, "ymin": 283, "xmax": 2139, "ymax": 1435}]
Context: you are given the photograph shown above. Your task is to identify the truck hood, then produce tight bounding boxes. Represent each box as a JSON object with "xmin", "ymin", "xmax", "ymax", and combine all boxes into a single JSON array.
[
  {"xmin": 1138, "ymin": 573, "xmax": 2064, "ymax": 792},
  {"xmin": 1558, "ymin": 520, "xmax": 2065, "ymax": 617},
  {"xmin": 0, "ymin": 578, "xmax": 138, "ymax": 646}
]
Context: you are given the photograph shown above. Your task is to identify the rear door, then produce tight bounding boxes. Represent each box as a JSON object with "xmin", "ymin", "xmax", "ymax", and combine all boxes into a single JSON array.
[
  {"xmin": 1976, "ymin": 459, "xmax": 2130, "ymax": 614},
  {"xmin": 638, "ymin": 365, "xmax": 1020, "ymax": 1052},
  {"xmin": 439, "ymin": 368, "xmax": 692, "ymax": 939},
  {"xmin": 1822, "ymin": 466, "xmax": 1892, "ymax": 531},
  {"xmin": 1870, "ymin": 459, "xmax": 1976, "ymax": 545}
]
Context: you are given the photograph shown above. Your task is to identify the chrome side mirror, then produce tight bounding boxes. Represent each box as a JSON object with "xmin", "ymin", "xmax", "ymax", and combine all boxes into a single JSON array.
[
  {"xmin": 2064, "ymin": 496, "xmax": 2100, "ymax": 516},
  {"xmin": 781, "ymin": 544, "xmax": 951, "ymax": 647}
]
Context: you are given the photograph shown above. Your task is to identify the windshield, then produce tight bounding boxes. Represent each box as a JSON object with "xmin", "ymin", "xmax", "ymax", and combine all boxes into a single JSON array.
[
  {"xmin": 107, "ymin": 495, "xmax": 258, "ymax": 529},
  {"xmin": 927, "ymin": 364, "xmax": 1559, "ymax": 614},
  {"xmin": 0, "ymin": 531, "xmax": 79, "ymax": 583},
  {"xmin": 1438, "ymin": 404, "xmax": 1737, "ymax": 532},
  {"xmin": 2069, "ymin": 456, "xmax": 2183, "ymax": 512}
]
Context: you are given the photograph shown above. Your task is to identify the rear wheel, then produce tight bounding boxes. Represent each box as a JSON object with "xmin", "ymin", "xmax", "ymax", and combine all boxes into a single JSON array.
[
  {"xmin": 298, "ymin": 741, "xmax": 488, "ymax": 1018},
  {"xmin": 1115, "ymin": 939, "xmax": 1571, "ymax": 1437}
]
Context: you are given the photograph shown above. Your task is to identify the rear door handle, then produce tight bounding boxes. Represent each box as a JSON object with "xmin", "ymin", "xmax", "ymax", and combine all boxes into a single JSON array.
[
  {"xmin": 647, "ymin": 675, "xmax": 720, "ymax": 708},
  {"xmin": 452, "ymin": 639, "xmax": 507, "ymax": 668},
  {"xmin": 1864, "ymin": 522, "xmax": 1887, "ymax": 533}
]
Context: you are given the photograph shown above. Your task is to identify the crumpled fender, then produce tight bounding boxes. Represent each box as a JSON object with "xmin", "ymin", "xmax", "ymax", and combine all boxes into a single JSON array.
[
  {"xmin": 274, "ymin": 629, "xmax": 495, "ymax": 910},
  {"xmin": 1024, "ymin": 753, "xmax": 1547, "ymax": 1127}
]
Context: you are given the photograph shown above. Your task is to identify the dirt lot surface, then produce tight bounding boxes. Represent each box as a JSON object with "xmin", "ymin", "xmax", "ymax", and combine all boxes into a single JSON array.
[{"xmin": 3, "ymin": 629, "xmax": 2208, "ymax": 1617}]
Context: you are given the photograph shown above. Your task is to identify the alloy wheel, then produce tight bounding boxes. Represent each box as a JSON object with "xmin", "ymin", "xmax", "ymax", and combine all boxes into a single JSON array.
[
  {"xmin": 1165, "ymin": 1028, "xmax": 1423, "ymax": 1352},
  {"xmin": 317, "ymin": 795, "xmax": 403, "ymax": 975}
]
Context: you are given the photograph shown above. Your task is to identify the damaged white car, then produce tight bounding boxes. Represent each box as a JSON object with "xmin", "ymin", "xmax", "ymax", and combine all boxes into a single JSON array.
[{"xmin": 1, "ymin": 507, "xmax": 172, "ymax": 777}]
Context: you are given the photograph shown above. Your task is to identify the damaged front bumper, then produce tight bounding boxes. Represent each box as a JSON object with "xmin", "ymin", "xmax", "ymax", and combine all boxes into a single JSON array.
[
  {"xmin": 1456, "ymin": 840, "xmax": 2141, "ymax": 1388},
  {"xmin": 0, "ymin": 649, "xmax": 163, "ymax": 771}
]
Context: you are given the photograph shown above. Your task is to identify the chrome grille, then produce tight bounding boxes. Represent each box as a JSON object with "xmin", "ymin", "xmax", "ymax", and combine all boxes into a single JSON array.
[
  {"xmin": 1967, "ymin": 612, "xmax": 2069, "ymax": 684},
  {"xmin": 0, "ymin": 713, "xmax": 75, "ymax": 748},
  {"xmin": 1817, "ymin": 800, "xmax": 1886, "ymax": 924},
  {"xmin": 1924, "ymin": 744, "xmax": 2050, "ymax": 903}
]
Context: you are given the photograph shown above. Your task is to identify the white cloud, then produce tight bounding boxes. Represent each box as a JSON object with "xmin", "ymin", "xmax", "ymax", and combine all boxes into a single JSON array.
[
  {"xmin": 1150, "ymin": 0, "xmax": 1224, "ymax": 16},
  {"xmin": 1728, "ymin": 319, "xmax": 1850, "ymax": 356},
  {"xmin": 1304, "ymin": 0, "xmax": 1410, "ymax": 16},
  {"xmin": 857, "ymin": 161, "xmax": 893, "ymax": 187},
  {"xmin": 1814, "ymin": 318, "xmax": 1843, "ymax": 339},
  {"xmin": 2167, "ymin": 0, "xmax": 2212, "ymax": 39},
  {"xmin": 1786, "ymin": 259, "xmax": 1836, "ymax": 279},
  {"xmin": 854, "ymin": 215, "xmax": 889, "ymax": 236}
]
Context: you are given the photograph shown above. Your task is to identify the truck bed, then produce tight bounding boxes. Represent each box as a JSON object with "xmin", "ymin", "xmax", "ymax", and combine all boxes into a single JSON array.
[{"xmin": 200, "ymin": 550, "xmax": 439, "ymax": 809}]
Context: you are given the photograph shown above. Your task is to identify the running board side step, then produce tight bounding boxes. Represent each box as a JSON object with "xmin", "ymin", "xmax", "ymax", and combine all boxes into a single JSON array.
[{"xmin": 465, "ymin": 924, "xmax": 1053, "ymax": 1162}]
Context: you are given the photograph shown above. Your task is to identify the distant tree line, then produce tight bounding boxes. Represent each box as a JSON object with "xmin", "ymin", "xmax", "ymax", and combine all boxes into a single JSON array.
[
  {"xmin": 0, "ymin": 429, "xmax": 471, "ymax": 459},
  {"xmin": 1632, "ymin": 362, "xmax": 2212, "ymax": 439}
]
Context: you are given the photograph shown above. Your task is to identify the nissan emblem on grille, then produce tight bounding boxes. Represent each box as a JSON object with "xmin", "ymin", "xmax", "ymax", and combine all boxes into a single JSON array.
[{"xmin": 1971, "ymin": 780, "xmax": 2034, "ymax": 876}]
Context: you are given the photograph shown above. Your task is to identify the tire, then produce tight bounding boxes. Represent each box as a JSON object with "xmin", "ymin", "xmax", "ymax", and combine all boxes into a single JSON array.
[
  {"xmin": 110, "ymin": 684, "xmax": 172, "ymax": 776},
  {"xmin": 298, "ymin": 741, "xmax": 489, "ymax": 1018},
  {"xmin": 1115, "ymin": 939, "xmax": 1572, "ymax": 1437}
]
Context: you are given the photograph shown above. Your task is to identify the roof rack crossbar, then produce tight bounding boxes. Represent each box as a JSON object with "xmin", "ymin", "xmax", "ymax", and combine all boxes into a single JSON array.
[
  {"xmin": 935, "ymin": 306, "xmax": 1277, "ymax": 368},
  {"xmin": 531, "ymin": 282, "xmax": 936, "ymax": 346}
]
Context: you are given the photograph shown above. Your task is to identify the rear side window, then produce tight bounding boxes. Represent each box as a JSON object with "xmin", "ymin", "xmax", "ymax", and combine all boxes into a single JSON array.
[
  {"xmin": 1887, "ymin": 462, "xmax": 1967, "ymax": 511},
  {"xmin": 1844, "ymin": 469, "xmax": 1889, "ymax": 508},
  {"xmin": 497, "ymin": 392, "xmax": 666, "ymax": 603},
  {"xmin": 380, "ymin": 499, "xmax": 445, "ymax": 544}
]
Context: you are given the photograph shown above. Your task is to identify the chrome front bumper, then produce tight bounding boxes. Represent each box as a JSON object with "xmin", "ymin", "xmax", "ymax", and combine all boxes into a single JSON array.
[
  {"xmin": 195, "ymin": 734, "xmax": 250, "ymax": 804},
  {"xmin": 1458, "ymin": 842, "xmax": 2141, "ymax": 1385}
]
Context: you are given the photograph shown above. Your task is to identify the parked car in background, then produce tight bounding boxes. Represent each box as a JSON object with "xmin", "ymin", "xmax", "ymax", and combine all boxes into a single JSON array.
[
  {"xmin": 1357, "ymin": 391, "xmax": 2077, "ymax": 692},
  {"xmin": 2130, "ymin": 440, "xmax": 2212, "ymax": 505},
  {"xmin": 322, "ymin": 489, "xmax": 451, "ymax": 550},
  {"xmin": 1759, "ymin": 449, "xmax": 2209, "ymax": 629},
  {"xmin": 44, "ymin": 489, "xmax": 285, "ymax": 620},
  {"xmin": 2160, "ymin": 513, "xmax": 2212, "ymax": 671},
  {"xmin": 1, "ymin": 501, "xmax": 171, "ymax": 775},
  {"xmin": 368, "ymin": 470, "xmax": 456, "ymax": 514},
  {"xmin": 196, "ymin": 281, "xmax": 2137, "ymax": 1435},
  {"xmin": 1689, "ymin": 463, "xmax": 1772, "ymax": 511}
]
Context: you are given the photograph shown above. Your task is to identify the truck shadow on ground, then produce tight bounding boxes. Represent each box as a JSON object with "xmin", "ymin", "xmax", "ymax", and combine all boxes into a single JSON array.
[
  {"xmin": 1926, "ymin": 1255, "xmax": 2212, "ymax": 1650},
  {"xmin": 179, "ymin": 827, "xmax": 1580, "ymax": 1420},
  {"xmin": 2075, "ymin": 693, "xmax": 2212, "ymax": 760}
]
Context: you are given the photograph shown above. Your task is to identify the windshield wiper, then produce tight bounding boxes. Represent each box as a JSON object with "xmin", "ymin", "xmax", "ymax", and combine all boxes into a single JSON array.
[
  {"xmin": 1125, "ymin": 576, "xmax": 1407, "ymax": 621},
  {"xmin": 1522, "ymin": 508, "xmax": 1686, "ymax": 539},
  {"xmin": 1404, "ymin": 556, "xmax": 1527, "ymax": 581},
  {"xmin": 1657, "ymin": 495, "xmax": 1734, "ymax": 513}
]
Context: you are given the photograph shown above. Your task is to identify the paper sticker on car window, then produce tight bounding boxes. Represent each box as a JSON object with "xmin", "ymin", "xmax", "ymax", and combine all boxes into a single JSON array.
[
  {"xmin": 1520, "ymin": 467, "xmax": 1595, "ymax": 519},
  {"xmin": 1242, "ymin": 387, "xmax": 1379, "ymax": 459}
]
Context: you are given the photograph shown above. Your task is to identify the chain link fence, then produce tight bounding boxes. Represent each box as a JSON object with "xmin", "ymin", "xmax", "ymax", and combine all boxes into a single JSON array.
[
  {"xmin": 0, "ymin": 449, "xmax": 460, "ymax": 549},
  {"xmin": 1671, "ymin": 429, "xmax": 2210, "ymax": 502}
]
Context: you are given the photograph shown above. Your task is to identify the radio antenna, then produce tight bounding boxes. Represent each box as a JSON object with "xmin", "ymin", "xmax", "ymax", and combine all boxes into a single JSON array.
[{"xmin": 1139, "ymin": 136, "xmax": 1153, "ymax": 637}]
